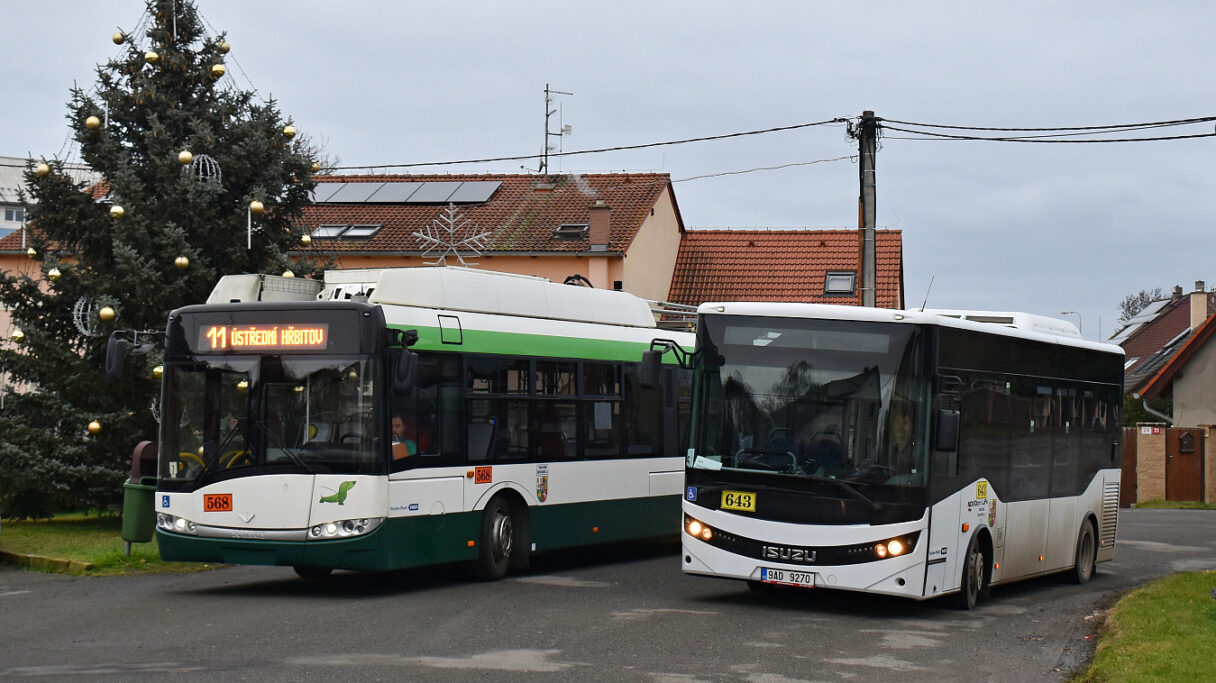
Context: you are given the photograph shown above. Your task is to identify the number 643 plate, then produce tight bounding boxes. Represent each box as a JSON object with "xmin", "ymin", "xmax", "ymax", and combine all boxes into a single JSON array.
[{"xmin": 721, "ymin": 489, "xmax": 756, "ymax": 512}]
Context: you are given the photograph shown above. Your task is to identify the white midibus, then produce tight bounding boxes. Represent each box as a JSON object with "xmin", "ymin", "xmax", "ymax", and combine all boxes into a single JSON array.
[
  {"xmin": 121, "ymin": 267, "xmax": 694, "ymax": 579},
  {"xmin": 659, "ymin": 303, "xmax": 1122, "ymax": 608}
]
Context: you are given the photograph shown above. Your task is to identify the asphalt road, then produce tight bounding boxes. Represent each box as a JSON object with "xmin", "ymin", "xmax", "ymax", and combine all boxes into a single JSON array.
[{"xmin": 1, "ymin": 508, "xmax": 1213, "ymax": 682}]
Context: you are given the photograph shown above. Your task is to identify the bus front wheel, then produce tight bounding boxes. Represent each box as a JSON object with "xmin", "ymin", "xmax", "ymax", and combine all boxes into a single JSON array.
[
  {"xmin": 475, "ymin": 496, "xmax": 516, "ymax": 580},
  {"xmin": 954, "ymin": 534, "xmax": 987, "ymax": 610},
  {"xmin": 1070, "ymin": 521, "xmax": 1097, "ymax": 585}
]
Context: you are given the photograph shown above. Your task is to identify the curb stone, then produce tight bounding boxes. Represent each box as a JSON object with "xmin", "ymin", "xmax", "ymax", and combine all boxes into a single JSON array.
[{"xmin": 0, "ymin": 550, "xmax": 94, "ymax": 573}]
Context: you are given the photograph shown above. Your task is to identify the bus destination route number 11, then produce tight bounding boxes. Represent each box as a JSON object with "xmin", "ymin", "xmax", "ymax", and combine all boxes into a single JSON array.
[{"xmin": 201, "ymin": 324, "xmax": 329, "ymax": 352}]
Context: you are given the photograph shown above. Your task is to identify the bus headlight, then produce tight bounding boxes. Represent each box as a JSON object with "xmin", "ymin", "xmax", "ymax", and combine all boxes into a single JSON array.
[
  {"xmin": 684, "ymin": 515, "xmax": 713, "ymax": 541},
  {"xmin": 875, "ymin": 535, "xmax": 913, "ymax": 559},
  {"xmin": 308, "ymin": 517, "xmax": 383, "ymax": 540},
  {"xmin": 157, "ymin": 512, "xmax": 197, "ymax": 535}
]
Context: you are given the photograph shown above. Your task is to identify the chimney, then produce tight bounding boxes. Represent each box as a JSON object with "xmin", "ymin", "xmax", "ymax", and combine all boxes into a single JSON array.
[
  {"xmin": 1172, "ymin": 285, "xmax": 1183, "ymax": 300},
  {"xmin": 588, "ymin": 200, "xmax": 610, "ymax": 251},
  {"xmin": 1191, "ymin": 280, "xmax": 1209, "ymax": 330}
]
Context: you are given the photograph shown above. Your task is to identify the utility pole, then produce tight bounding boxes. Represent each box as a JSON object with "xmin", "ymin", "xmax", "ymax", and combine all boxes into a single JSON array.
[{"xmin": 854, "ymin": 110, "xmax": 878, "ymax": 307}]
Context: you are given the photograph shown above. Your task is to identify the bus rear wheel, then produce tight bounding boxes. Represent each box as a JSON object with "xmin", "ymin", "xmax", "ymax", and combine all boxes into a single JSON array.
[
  {"xmin": 475, "ymin": 496, "xmax": 516, "ymax": 581},
  {"xmin": 1070, "ymin": 521, "xmax": 1097, "ymax": 584},
  {"xmin": 954, "ymin": 535, "xmax": 987, "ymax": 610}
]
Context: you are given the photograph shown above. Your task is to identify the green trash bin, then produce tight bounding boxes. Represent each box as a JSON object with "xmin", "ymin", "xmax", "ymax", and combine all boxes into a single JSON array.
[{"xmin": 121, "ymin": 477, "xmax": 157, "ymax": 544}]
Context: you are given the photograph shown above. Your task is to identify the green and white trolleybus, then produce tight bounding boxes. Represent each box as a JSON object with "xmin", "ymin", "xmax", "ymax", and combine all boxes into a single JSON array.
[
  {"xmin": 667, "ymin": 302, "xmax": 1123, "ymax": 608},
  {"xmin": 135, "ymin": 267, "xmax": 694, "ymax": 579}
]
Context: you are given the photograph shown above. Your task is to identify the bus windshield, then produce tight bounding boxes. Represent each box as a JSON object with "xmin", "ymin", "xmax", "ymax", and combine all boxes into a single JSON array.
[
  {"xmin": 159, "ymin": 354, "xmax": 383, "ymax": 486},
  {"xmin": 692, "ymin": 315, "xmax": 927, "ymax": 489}
]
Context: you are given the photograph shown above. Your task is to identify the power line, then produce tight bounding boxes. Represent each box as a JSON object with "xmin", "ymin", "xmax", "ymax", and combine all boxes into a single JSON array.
[
  {"xmin": 673, "ymin": 155, "xmax": 856, "ymax": 183},
  {"xmin": 880, "ymin": 115, "xmax": 1216, "ymax": 132},
  {"xmin": 330, "ymin": 118, "xmax": 849, "ymax": 171},
  {"xmin": 881, "ymin": 123, "xmax": 1216, "ymax": 143}
]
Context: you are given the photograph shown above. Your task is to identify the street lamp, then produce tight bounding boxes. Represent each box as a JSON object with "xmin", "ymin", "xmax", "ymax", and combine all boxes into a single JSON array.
[{"xmin": 1060, "ymin": 311, "xmax": 1082, "ymax": 336}]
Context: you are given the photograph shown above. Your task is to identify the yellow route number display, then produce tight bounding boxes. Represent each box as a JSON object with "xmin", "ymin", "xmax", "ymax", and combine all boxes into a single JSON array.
[{"xmin": 721, "ymin": 489, "xmax": 756, "ymax": 512}]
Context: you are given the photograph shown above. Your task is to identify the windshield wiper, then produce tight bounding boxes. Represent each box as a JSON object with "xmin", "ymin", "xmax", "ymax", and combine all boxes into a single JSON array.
[{"xmin": 254, "ymin": 421, "xmax": 314, "ymax": 474}]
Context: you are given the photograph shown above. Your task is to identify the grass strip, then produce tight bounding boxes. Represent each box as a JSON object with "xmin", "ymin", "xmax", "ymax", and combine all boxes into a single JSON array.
[
  {"xmin": 0, "ymin": 514, "xmax": 214, "ymax": 576},
  {"xmin": 1081, "ymin": 570, "xmax": 1216, "ymax": 681}
]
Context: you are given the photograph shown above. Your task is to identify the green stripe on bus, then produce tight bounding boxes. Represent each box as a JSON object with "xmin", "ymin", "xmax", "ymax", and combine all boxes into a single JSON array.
[{"xmin": 392, "ymin": 324, "xmax": 682, "ymax": 363}]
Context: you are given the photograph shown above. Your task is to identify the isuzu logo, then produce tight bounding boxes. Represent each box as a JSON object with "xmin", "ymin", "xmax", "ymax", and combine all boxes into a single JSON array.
[{"xmin": 761, "ymin": 545, "xmax": 816, "ymax": 563}]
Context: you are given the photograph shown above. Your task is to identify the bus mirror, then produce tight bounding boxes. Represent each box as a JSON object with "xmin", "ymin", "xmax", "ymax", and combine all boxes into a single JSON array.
[
  {"xmin": 105, "ymin": 334, "xmax": 130, "ymax": 381},
  {"xmin": 640, "ymin": 350, "xmax": 662, "ymax": 389},
  {"xmin": 393, "ymin": 348, "xmax": 418, "ymax": 395},
  {"xmin": 935, "ymin": 409, "xmax": 960, "ymax": 452}
]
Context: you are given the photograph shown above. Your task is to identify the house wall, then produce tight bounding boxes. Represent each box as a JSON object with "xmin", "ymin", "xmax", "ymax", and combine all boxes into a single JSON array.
[
  {"xmin": 1134, "ymin": 424, "xmax": 1167, "ymax": 503},
  {"xmin": 621, "ymin": 185, "xmax": 682, "ymax": 303},
  {"xmin": 1170, "ymin": 338, "xmax": 1216, "ymax": 426}
]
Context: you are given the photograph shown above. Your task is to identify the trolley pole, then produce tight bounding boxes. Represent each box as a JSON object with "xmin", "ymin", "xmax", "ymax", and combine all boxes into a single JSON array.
[{"xmin": 856, "ymin": 110, "xmax": 878, "ymax": 308}]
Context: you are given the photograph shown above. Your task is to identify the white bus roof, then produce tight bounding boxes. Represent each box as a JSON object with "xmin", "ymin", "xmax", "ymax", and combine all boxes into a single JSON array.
[
  {"xmin": 696, "ymin": 302, "xmax": 1123, "ymax": 355},
  {"xmin": 208, "ymin": 267, "xmax": 667, "ymax": 328}
]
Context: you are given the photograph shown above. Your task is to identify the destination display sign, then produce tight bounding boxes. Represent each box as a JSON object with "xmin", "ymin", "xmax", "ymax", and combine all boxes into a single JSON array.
[{"xmin": 199, "ymin": 323, "xmax": 329, "ymax": 352}]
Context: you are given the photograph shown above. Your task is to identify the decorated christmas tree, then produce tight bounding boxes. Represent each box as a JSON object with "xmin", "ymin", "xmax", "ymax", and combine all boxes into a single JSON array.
[{"xmin": 0, "ymin": 0, "xmax": 322, "ymax": 517}]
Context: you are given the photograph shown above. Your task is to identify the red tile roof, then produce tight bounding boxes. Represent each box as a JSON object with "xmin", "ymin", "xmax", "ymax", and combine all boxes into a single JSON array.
[
  {"xmin": 667, "ymin": 229, "xmax": 903, "ymax": 307},
  {"xmin": 298, "ymin": 173, "xmax": 676, "ymax": 254},
  {"xmin": 1120, "ymin": 293, "xmax": 1216, "ymax": 392},
  {"xmin": 1140, "ymin": 309, "xmax": 1216, "ymax": 399}
]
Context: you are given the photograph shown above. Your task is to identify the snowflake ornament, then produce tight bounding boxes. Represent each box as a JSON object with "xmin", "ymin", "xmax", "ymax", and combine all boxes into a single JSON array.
[{"xmin": 413, "ymin": 203, "xmax": 491, "ymax": 267}]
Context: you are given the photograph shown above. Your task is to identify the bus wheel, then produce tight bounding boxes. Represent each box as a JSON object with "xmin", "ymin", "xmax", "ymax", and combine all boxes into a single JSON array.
[
  {"xmin": 954, "ymin": 535, "xmax": 986, "ymax": 610},
  {"xmin": 293, "ymin": 565, "xmax": 333, "ymax": 579},
  {"xmin": 1070, "ymin": 521, "xmax": 1097, "ymax": 585},
  {"xmin": 475, "ymin": 496, "xmax": 515, "ymax": 581}
]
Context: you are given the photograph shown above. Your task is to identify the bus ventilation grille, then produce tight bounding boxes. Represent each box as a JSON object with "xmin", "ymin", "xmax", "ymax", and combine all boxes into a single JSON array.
[{"xmin": 1101, "ymin": 480, "xmax": 1119, "ymax": 546}]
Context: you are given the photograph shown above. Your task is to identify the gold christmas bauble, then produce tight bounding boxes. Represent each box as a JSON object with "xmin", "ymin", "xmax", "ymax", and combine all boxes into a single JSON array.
[
  {"xmin": 145, "ymin": 51, "xmax": 159, "ymax": 65},
  {"xmin": 236, "ymin": 379, "xmax": 249, "ymax": 393},
  {"xmin": 10, "ymin": 328, "xmax": 24, "ymax": 343},
  {"xmin": 112, "ymin": 31, "xmax": 125, "ymax": 45},
  {"xmin": 282, "ymin": 270, "xmax": 295, "ymax": 278},
  {"xmin": 99, "ymin": 306, "xmax": 116, "ymax": 321},
  {"xmin": 301, "ymin": 234, "xmax": 312, "ymax": 246},
  {"xmin": 174, "ymin": 255, "xmax": 190, "ymax": 269},
  {"xmin": 178, "ymin": 150, "xmax": 193, "ymax": 164},
  {"xmin": 211, "ymin": 64, "xmax": 226, "ymax": 77},
  {"xmin": 153, "ymin": 365, "xmax": 164, "ymax": 379},
  {"xmin": 218, "ymin": 40, "xmax": 231, "ymax": 54},
  {"xmin": 26, "ymin": 247, "xmax": 36, "ymax": 259},
  {"xmin": 310, "ymin": 161, "xmax": 321, "ymax": 173},
  {"xmin": 282, "ymin": 125, "xmax": 296, "ymax": 139},
  {"xmin": 249, "ymin": 200, "xmax": 264, "ymax": 214},
  {"xmin": 85, "ymin": 116, "xmax": 101, "ymax": 130},
  {"xmin": 88, "ymin": 420, "xmax": 102, "ymax": 435},
  {"xmin": 110, "ymin": 205, "xmax": 125, "ymax": 219},
  {"xmin": 47, "ymin": 267, "xmax": 61, "ymax": 282},
  {"xmin": 36, "ymin": 162, "xmax": 50, "ymax": 177}
]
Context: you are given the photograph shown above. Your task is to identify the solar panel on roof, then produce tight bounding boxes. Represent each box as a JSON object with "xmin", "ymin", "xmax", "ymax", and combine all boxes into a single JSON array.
[
  {"xmin": 405, "ymin": 181, "xmax": 462, "ymax": 203},
  {"xmin": 325, "ymin": 182, "xmax": 384, "ymax": 203},
  {"xmin": 368, "ymin": 182, "xmax": 422, "ymax": 203},
  {"xmin": 446, "ymin": 180, "xmax": 502, "ymax": 203},
  {"xmin": 311, "ymin": 184, "xmax": 344, "ymax": 202}
]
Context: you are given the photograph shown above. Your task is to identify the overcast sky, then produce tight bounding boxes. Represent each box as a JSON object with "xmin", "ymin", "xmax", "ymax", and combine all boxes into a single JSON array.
[{"xmin": 4, "ymin": 1, "xmax": 1215, "ymax": 342}]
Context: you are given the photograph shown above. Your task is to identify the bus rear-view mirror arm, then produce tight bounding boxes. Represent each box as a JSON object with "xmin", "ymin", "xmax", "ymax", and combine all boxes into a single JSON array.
[
  {"xmin": 641, "ymin": 338, "xmax": 695, "ymax": 389},
  {"xmin": 935, "ymin": 408, "xmax": 960, "ymax": 453},
  {"xmin": 105, "ymin": 330, "xmax": 163, "ymax": 381},
  {"xmin": 392, "ymin": 328, "xmax": 420, "ymax": 395}
]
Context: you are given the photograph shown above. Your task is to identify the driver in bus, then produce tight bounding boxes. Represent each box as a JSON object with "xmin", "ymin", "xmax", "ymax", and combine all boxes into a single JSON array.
[{"xmin": 391, "ymin": 413, "xmax": 431, "ymax": 460}]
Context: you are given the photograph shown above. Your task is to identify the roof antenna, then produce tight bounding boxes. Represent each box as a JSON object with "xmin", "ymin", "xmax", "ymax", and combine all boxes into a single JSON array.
[{"xmin": 919, "ymin": 275, "xmax": 935, "ymax": 312}]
